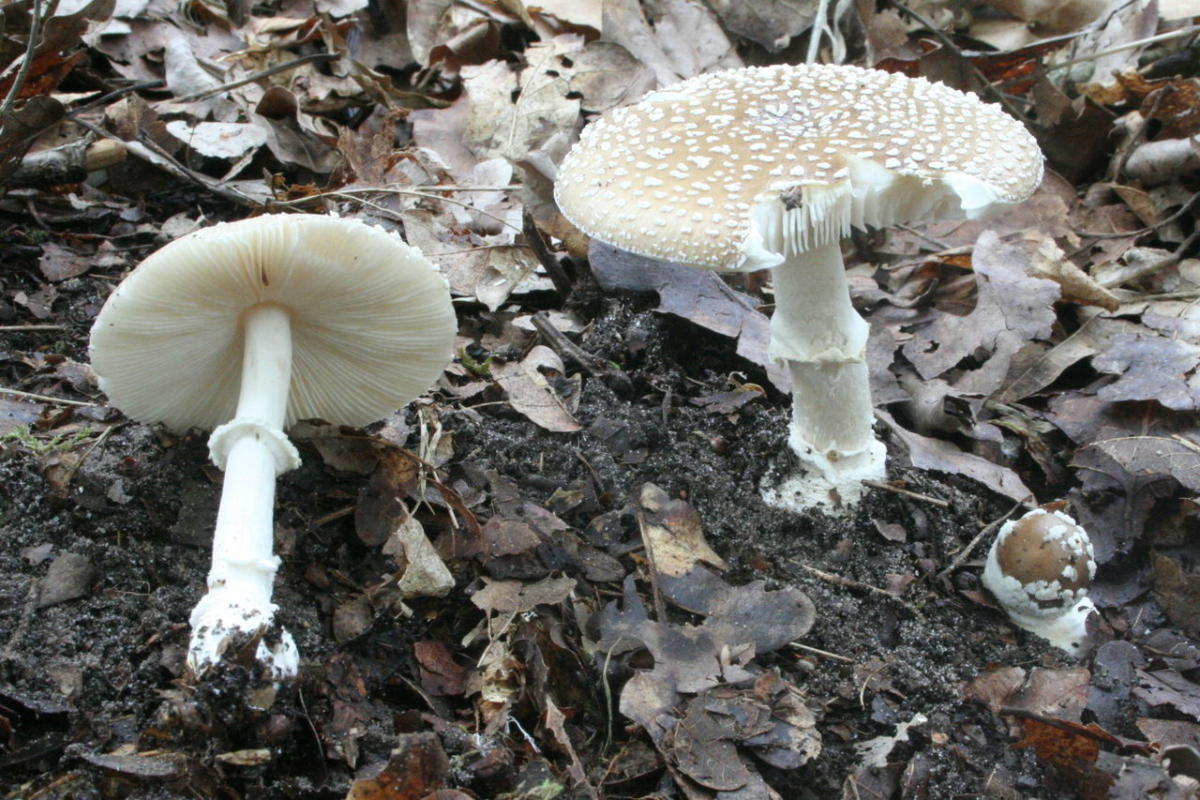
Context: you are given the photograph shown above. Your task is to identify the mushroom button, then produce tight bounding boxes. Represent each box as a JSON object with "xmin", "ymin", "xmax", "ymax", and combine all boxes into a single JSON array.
[
  {"xmin": 554, "ymin": 64, "xmax": 1044, "ymax": 510},
  {"xmin": 90, "ymin": 214, "xmax": 457, "ymax": 681},
  {"xmin": 982, "ymin": 508, "xmax": 1097, "ymax": 655}
]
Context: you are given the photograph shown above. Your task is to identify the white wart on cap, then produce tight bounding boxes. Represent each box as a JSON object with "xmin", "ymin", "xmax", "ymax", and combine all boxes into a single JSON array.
[
  {"xmin": 554, "ymin": 63, "xmax": 1043, "ymax": 271},
  {"xmin": 555, "ymin": 64, "xmax": 1044, "ymax": 510},
  {"xmin": 982, "ymin": 508, "xmax": 1097, "ymax": 655},
  {"xmin": 90, "ymin": 214, "xmax": 456, "ymax": 433}
]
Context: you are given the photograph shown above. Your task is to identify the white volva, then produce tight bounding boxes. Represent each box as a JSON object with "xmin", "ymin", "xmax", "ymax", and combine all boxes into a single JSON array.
[{"xmin": 982, "ymin": 508, "xmax": 1096, "ymax": 655}]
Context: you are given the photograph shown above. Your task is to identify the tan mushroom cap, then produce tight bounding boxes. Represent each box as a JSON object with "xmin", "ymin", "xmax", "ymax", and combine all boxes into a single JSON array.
[
  {"xmin": 554, "ymin": 64, "xmax": 1044, "ymax": 270},
  {"xmin": 90, "ymin": 214, "xmax": 456, "ymax": 432},
  {"xmin": 994, "ymin": 509, "xmax": 1095, "ymax": 611}
]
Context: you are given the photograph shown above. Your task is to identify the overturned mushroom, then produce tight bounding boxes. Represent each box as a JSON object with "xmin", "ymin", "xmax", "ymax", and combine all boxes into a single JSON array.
[
  {"xmin": 554, "ymin": 64, "xmax": 1043, "ymax": 509},
  {"xmin": 90, "ymin": 214, "xmax": 456, "ymax": 680},
  {"xmin": 982, "ymin": 507, "xmax": 1096, "ymax": 655}
]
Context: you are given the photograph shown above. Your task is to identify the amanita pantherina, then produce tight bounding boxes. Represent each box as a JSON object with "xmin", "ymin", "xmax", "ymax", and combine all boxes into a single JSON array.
[
  {"xmin": 982, "ymin": 508, "xmax": 1096, "ymax": 654},
  {"xmin": 554, "ymin": 64, "xmax": 1044, "ymax": 508},
  {"xmin": 90, "ymin": 214, "xmax": 456, "ymax": 679}
]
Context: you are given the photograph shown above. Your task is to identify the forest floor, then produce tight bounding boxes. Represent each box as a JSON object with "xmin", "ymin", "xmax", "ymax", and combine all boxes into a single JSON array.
[{"xmin": 2, "ymin": 2, "xmax": 1200, "ymax": 799}]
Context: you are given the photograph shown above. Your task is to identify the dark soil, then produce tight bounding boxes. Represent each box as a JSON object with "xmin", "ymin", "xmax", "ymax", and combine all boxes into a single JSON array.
[{"xmin": 0, "ymin": 245, "xmax": 1082, "ymax": 799}]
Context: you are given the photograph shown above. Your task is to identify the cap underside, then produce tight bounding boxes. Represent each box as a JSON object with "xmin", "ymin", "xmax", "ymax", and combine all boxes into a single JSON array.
[{"xmin": 90, "ymin": 214, "xmax": 456, "ymax": 432}]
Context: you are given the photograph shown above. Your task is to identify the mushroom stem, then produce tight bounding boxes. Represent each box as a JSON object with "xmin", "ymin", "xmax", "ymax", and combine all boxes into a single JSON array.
[
  {"xmin": 190, "ymin": 303, "xmax": 300, "ymax": 679},
  {"xmin": 764, "ymin": 243, "xmax": 886, "ymax": 506}
]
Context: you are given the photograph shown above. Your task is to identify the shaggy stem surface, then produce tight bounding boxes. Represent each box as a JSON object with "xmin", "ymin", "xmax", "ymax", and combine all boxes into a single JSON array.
[
  {"xmin": 762, "ymin": 242, "xmax": 886, "ymax": 509},
  {"xmin": 189, "ymin": 304, "xmax": 299, "ymax": 680}
]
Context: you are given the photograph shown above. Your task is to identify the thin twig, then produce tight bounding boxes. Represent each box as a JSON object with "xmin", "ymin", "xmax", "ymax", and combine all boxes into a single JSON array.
[
  {"xmin": 275, "ymin": 188, "xmax": 524, "ymax": 233},
  {"xmin": 636, "ymin": 512, "xmax": 669, "ymax": 623},
  {"xmin": 1109, "ymin": 89, "xmax": 1166, "ymax": 183},
  {"xmin": 793, "ymin": 561, "xmax": 925, "ymax": 619},
  {"xmin": 65, "ymin": 80, "xmax": 165, "ymax": 117},
  {"xmin": 71, "ymin": 117, "xmax": 262, "ymax": 208},
  {"xmin": 935, "ymin": 502, "xmax": 1022, "ymax": 582},
  {"xmin": 0, "ymin": 0, "xmax": 55, "ymax": 122},
  {"xmin": 0, "ymin": 581, "xmax": 40, "ymax": 662},
  {"xmin": 0, "ymin": 324, "xmax": 64, "ymax": 331},
  {"xmin": 171, "ymin": 53, "xmax": 339, "ymax": 104},
  {"xmin": 889, "ymin": 0, "xmax": 1032, "ymax": 126},
  {"xmin": 522, "ymin": 209, "xmax": 573, "ymax": 296},
  {"xmin": 57, "ymin": 424, "xmax": 116, "ymax": 491},
  {"xmin": 0, "ymin": 386, "xmax": 100, "ymax": 407},
  {"xmin": 788, "ymin": 641, "xmax": 854, "ymax": 663},
  {"xmin": 1074, "ymin": 189, "xmax": 1200, "ymax": 240},
  {"xmin": 1050, "ymin": 24, "xmax": 1200, "ymax": 75},
  {"xmin": 861, "ymin": 479, "xmax": 950, "ymax": 507},
  {"xmin": 531, "ymin": 311, "xmax": 633, "ymax": 397}
]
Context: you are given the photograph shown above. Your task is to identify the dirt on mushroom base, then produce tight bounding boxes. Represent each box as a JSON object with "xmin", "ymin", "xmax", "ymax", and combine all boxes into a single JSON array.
[{"xmin": 0, "ymin": 288, "xmax": 1073, "ymax": 798}]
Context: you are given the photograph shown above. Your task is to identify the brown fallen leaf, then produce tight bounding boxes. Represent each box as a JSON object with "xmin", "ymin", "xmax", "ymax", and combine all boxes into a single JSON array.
[
  {"xmin": 601, "ymin": 0, "xmax": 739, "ymax": 88},
  {"xmin": 37, "ymin": 551, "xmax": 95, "ymax": 608},
  {"xmin": 345, "ymin": 732, "xmax": 450, "ymax": 800},
  {"xmin": 588, "ymin": 241, "xmax": 789, "ymax": 392},
  {"xmin": 1093, "ymin": 333, "xmax": 1200, "ymax": 411},
  {"xmin": 414, "ymin": 640, "xmax": 468, "ymax": 696},
  {"xmin": 386, "ymin": 516, "xmax": 454, "ymax": 600},
  {"xmin": 637, "ymin": 483, "xmax": 728, "ymax": 577},
  {"xmin": 492, "ymin": 345, "xmax": 581, "ymax": 432},
  {"xmin": 461, "ymin": 38, "xmax": 582, "ymax": 163},
  {"xmin": 1134, "ymin": 670, "xmax": 1200, "ymax": 721},
  {"xmin": 903, "ymin": 230, "xmax": 1060, "ymax": 385},
  {"xmin": 470, "ymin": 575, "xmax": 576, "ymax": 617},
  {"xmin": 878, "ymin": 409, "xmax": 1034, "ymax": 504}
]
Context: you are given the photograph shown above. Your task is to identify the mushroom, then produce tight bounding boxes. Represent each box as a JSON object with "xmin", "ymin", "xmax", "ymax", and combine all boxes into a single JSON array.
[
  {"xmin": 982, "ymin": 508, "xmax": 1096, "ymax": 654},
  {"xmin": 89, "ymin": 214, "xmax": 456, "ymax": 680},
  {"xmin": 553, "ymin": 64, "xmax": 1044, "ymax": 508}
]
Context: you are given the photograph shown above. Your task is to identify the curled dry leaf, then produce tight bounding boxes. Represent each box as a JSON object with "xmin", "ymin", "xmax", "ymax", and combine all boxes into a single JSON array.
[
  {"xmin": 492, "ymin": 345, "xmax": 581, "ymax": 432},
  {"xmin": 387, "ymin": 516, "xmax": 454, "ymax": 599}
]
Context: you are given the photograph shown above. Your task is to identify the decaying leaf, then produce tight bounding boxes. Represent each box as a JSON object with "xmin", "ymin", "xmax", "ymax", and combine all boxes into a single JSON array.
[
  {"xmin": 1093, "ymin": 334, "xmax": 1200, "ymax": 411},
  {"xmin": 386, "ymin": 515, "xmax": 454, "ymax": 599},
  {"xmin": 879, "ymin": 409, "xmax": 1034, "ymax": 504},
  {"xmin": 588, "ymin": 241, "xmax": 789, "ymax": 392},
  {"xmin": 492, "ymin": 345, "xmax": 582, "ymax": 432},
  {"xmin": 471, "ymin": 575, "xmax": 576, "ymax": 618},
  {"xmin": 345, "ymin": 733, "xmax": 450, "ymax": 800},
  {"xmin": 637, "ymin": 483, "xmax": 728, "ymax": 576},
  {"xmin": 903, "ymin": 230, "xmax": 1061, "ymax": 387}
]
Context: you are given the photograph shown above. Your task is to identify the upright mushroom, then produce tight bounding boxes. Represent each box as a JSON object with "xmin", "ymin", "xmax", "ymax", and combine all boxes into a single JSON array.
[
  {"xmin": 554, "ymin": 64, "xmax": 1044, "ymax": 508},
  {"xmin": 90, "ymin": 214, "xmax": 456, "ymax": 680}
]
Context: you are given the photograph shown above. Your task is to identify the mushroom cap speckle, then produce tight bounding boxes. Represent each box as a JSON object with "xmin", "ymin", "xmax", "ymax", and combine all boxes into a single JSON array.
[
  {"xmin": 555, "ymin": 64, "xmax": 1044, "ymax": 270},
  {"xmin": 983, "ymin": 508, "xmax": 1095, "ymax": 619},
  {"xmin": 90, "ymin": 214, "xmax": 456, "ymax": 432}
]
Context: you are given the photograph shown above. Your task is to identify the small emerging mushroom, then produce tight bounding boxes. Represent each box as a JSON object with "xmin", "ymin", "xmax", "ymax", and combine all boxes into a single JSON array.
[
  {"xmin": 982, "ymin": 508, "xmax": 1096, "ymax": 655},
  {"xmin": 554, "ymin": 64, "xmax": 1044, "ymax": 508},
  {"xmin": 90, "ymin": 214, "xmax": 456, "ymax": 680}
]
